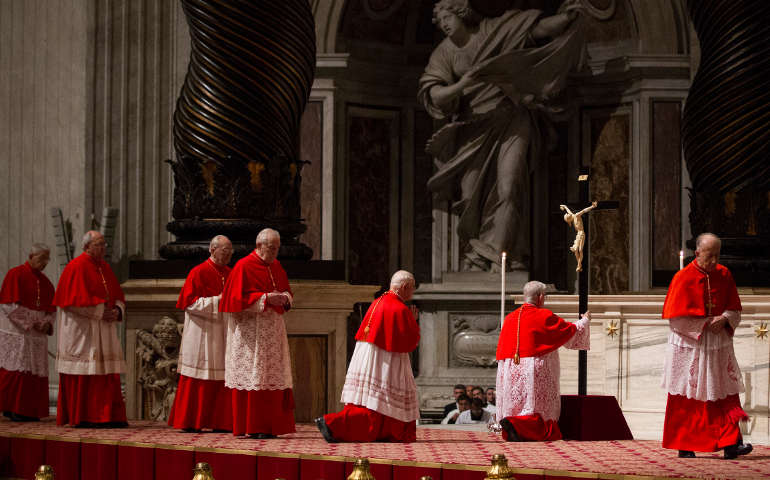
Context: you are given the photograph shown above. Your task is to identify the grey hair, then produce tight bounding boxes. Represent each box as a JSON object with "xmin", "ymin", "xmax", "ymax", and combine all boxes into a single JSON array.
[
  {"xmin": 209, "ymin": 235, "xmax": 230, "ymax": 250},
  {"xmin": 29, "ymin": 243, "xmax": 50, "ymax": 257},
  {"xmin": 695, "ymin": 232, "xmax": 721, "ymax": 250},
  {"xmin": 81, "ymin": 231, "xmax": 99, "ymax": 250},
  {"xmin": 523, "ymin": 280, "xmax": 547, "ymax": 304},
  {"xmin": 256, "ymin": 228, "xmax": 280, "ymax": 246},
  {"xmin": 432, "ymin": 0, "xmax": 482, "ymax": 25},
  {"xmin": 390, "ymin": 270, "xmax": 415, "ymax": 290}
]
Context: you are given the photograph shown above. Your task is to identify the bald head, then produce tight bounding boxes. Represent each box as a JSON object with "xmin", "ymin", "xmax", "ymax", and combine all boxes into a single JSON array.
[
  {"xmin": 255, "ymin": 228, "xmax": 280, "ymax": 264},
  {"xmin": 256, "ymin": 228, "xmax": 280, "ymax": 246},
  {"xmin": 523, "ymin": 280, "xmax": 547, "ymax": 305},
  {"xmin": 209, "ymin": 235, "xmax": 232, "ymax": 266},
  {"xmin": 82, "ymin": 230, "xmax": 106, "ymax": 259},
  {"xmin": 390, "ymin": 270, "xmax": 416, "ymax": 302},
  {"xmin": 695, "ymin": 232, "xmax": 721, "ymax": 272},
  {"xmin": 28, "ymin": 243, "xmax": 51, "ymax": 271},
  {"xmin": 696, "ymin": 233, "xmax": 721, "ymax": 250}
]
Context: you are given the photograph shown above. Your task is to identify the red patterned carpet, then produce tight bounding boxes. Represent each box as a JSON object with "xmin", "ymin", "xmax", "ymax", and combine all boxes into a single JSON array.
[{"xmin": 1, "ymin": 418, "xmax": 769, "ymax": 479}]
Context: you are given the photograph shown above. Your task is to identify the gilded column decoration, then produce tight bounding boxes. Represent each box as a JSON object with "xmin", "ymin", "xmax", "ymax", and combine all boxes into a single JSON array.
[{"xmin": 162, "ymin": 0, "xmax": 316, "ymax": 260}]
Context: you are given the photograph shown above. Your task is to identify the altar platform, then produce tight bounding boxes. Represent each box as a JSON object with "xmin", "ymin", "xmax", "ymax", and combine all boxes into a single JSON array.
[{"xmin": 1, "ymin": 419, "xmax": 769, "ymax": 480}]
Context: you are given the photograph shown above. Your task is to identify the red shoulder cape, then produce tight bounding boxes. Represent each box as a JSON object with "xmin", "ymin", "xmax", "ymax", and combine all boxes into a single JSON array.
[
  {"xmin": 496, "ymin": 304, "xmax": 576, "ymax": 360},
  {"xmin": 176, "ymin": 259, "xmax": 232, "ymax": 310},
  {"xmin": 218, "ymin": 252, "xmax": 291, "ymax": 314},
  {"xmin": 662, "ymin": 261, "xmax": 741, "ymax": 319},
  {"xmin": 0, "ymin": 262, "xmax": 55, "ymax": 312},
  {"xmin": 354, "ymin": 291, "xmax": 420, "ymax": 353},
  {"xmin": 53, "ymin": 252, "xmax": 124, "ymax": 308}
]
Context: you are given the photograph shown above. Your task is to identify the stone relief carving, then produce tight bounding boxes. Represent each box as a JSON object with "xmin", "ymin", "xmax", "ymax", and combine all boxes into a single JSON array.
[
  {"xmin": 136, "ymin": 316, "xmax": 182, "ymax": 421},
  {"xmin": 451, "ymin": 314, "xmax": 500, "ymax": 367},
  {"xmin": 421, "ymin": 391, "xmax": 456, "ymax": 410}
]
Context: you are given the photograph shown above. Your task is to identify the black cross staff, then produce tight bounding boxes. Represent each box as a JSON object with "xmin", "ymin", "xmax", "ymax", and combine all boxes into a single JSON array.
[{"xmin": 563, "ymin": 167, "xmax": 619, "ymax": 395}]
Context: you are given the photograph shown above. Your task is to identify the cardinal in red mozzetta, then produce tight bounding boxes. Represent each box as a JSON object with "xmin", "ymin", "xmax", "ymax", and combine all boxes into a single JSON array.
[
  {"xmin": 168, "ymin": 235, "xmax": 234, "ymax": 433},
  {"xmin": 316, "ymin": 270, "xmax": 420, "ymax": 443},
  {"xmin": 661, "ymin": 233, "xmax": 751, "ymax": 460},
  {"xmin": 496, "ymin": 280, "xmax": 590, "ymax": 441},
  {"xmin": 219, "ymin": 228, "xmax": 295, "ymax": 438},
  {"xmin": 0, "ymin": 243, "xmax": 55, "ymax": 421},
  {"xmin": 54, "ymin": 230, "xmax": 128, "ymax": 427}
]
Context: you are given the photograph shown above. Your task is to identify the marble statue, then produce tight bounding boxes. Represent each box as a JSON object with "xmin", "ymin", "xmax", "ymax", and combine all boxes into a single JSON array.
[
  {"xmin": 560, "ymin": 201, "xmax": 598, "ymax": 272},
  {"xmin": 136, "ymin": 316, "xmax": 182, "ymax": 421},
  {"xmin": 418, "ymin": 0, "xmax": 588, "ymax": 272}
]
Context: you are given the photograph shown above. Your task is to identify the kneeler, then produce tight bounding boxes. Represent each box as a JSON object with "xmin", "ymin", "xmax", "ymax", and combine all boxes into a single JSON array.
[{"xmin": 558, "ymin": 395, "xmax": 633, "ymax": 440}]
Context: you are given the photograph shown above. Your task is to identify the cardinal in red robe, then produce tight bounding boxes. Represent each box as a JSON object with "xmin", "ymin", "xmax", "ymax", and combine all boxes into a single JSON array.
[
  {"xmin": 661, "ymin": 233, "xmax": 751, "ymax": 459},
  {"xmin": 316, "ymin": 270, "xmax": 420, "ymax": 443},
  {"xmin": 0, "ymin": 244, "xmax": 55, "ymax": 421},
  {"xmin": 54, "ymin": 231, "xmax": 127, "ymax": 427},
  {"xmin": 219, "ymin": 228, "xmax": 295, "ymax": 438},
  {"xmin": 496, "ymin": 280, "xmax": 590, "ymax": 441},
  {"xmin": 168, "ymin": 235, "xmax": 233, "ymax": 432}
]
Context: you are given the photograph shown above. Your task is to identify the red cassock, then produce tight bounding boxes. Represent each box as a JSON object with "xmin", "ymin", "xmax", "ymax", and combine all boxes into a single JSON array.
[
  {"xmin": 661, "ymin": 260, "xmax": 745, "ymax": 452},
  {"xmin": 167, "ymin": 259, "xmax": 233, "ymax": 431},
  {"xmin": 323, "ymin": 291, "xmax": 420, "ymax": 442},
  {"xmin": 0, "ymin": 263, "xmax": 55, "ymax": 418},
  {"xmin": 220, "ymin": 253, "xmax": 295, "ymax": 436},
  {"xmin": 496, "ymin": 305, "xmax": 577, "ymax": 441},
  {"xmin": 53, "ymin": 253, "xmax": 127, "ymax": 426}
]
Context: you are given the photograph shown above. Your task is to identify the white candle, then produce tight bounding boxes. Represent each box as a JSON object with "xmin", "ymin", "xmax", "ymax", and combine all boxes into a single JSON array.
[
  {"xmin": 500, "ymin": 252, "xmax": 506, "ymax": 329},
  {"xmin": 679, "ymin": 250, "xmax": 684, "ymax": 270}
]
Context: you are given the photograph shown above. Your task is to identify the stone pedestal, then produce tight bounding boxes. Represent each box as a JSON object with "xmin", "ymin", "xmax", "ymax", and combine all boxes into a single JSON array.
[
  {"xmin": 412, "ymin": 271, "xmax": 529, "ymax": 414},
  {"xmin": 122, "ymin": 278, "xmax": 378, "ymax": 421}
]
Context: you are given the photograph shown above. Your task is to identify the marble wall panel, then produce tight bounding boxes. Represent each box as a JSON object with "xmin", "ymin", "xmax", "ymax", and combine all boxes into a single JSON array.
[
  {"xmin": 299, "ymin": 101, "xmax": 323, "ymax": 259},
  {"xmin": 623, "ymin": 321, "xmax": 669, "ymax": 410},
  {"xmin": 288, "ymin": 335, "xmax": 327, "ymax": 422},
  {"xmin": 652, "ymin": 101, "xmax": 682, "ymax": 273},
  {"xmin": 87, "ymin": 0, "xmax": 190, "ymax": 273},
  {"xmin": 413, "ymin": 110, "xmax": 434, "ymax": 285},
  {"xmin": 545, "ymin": 121, "xmax": 570, "ymax": 291},
  {"xmin": 587, "ymin": 112, "xmax": 630, "ymax": 294},
  {"xmin": 347, "ymin": 108, "xmax": 398, "ymax": 285},
  {"xmin": 0, "ymin": 0, "xmax": 89, "ymax": 281}
]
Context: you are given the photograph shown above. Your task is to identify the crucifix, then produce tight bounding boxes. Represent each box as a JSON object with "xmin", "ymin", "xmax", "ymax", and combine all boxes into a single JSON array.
[{"xmin": 561, "ymin": 168, "xmax": 619, "ymax": 395}]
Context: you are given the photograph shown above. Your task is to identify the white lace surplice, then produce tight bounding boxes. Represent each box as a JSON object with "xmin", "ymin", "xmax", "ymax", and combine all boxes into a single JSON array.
[
  {"xmin": 56, "ymin": 302, "xmax": 126, "ymax": 375},
  {"xmin": 178, "ymin": 295, "xmax": 226, "ymax": 380},
  {"xmin": 496, "ymin": 315, "xmax": 590, "ymax": 422},
  {"xmin": 224, "ymin": 296, "xmax": 293, "ymax": 391},
  {"xmin": 0, "ymin": 303, "xmax": 53, "ymax": 377},
  {"xmin": 340, "ymin": 341, "xmax": 419, "ymax": 422},
  {"xmin": 661, "ymin": 311, "xmax": 743, "ymax": 402}
]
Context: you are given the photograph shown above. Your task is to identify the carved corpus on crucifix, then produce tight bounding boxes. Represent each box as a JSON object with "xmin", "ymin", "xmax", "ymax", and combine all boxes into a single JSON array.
[{"xmin": 560, "ymin": 201, "xmax": 598, "ymax": 272}]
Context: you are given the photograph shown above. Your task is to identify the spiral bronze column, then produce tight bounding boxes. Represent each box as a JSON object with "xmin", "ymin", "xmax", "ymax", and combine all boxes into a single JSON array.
[
  {"xmin": 161, "ymin": 0, "xmax": 316, "ymax": 260},
  {"xmin": 682, "ymin": 0, "xmax": 770, "ymax": 284}
]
